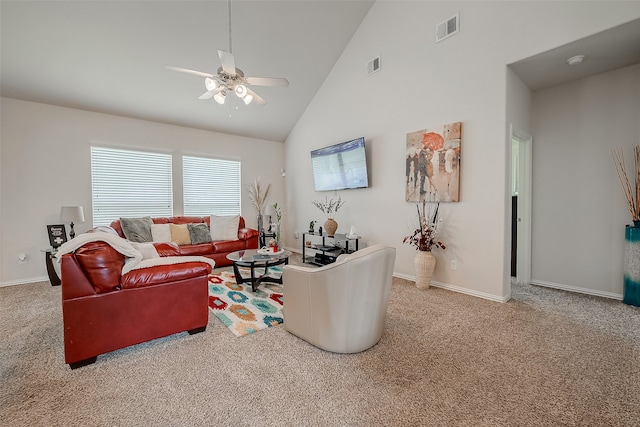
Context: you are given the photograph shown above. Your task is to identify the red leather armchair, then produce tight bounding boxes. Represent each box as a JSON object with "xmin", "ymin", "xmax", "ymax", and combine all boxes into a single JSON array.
[{"xmin": 60, "ymin": 241, "xmax": 212, "ymax": 369}]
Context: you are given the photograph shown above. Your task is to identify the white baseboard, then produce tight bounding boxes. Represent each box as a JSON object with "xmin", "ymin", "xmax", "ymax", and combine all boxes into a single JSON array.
[
  {"xmin": 530, "ymin": 279, "xmax": 622, "ymax": 300},
  {"xmin": 392, "ymin": 273, "xmax": 510, "ymax": 303},
  {"xmin": 0, "ymin": 276, "xmax": 49, "ymax": 287}
]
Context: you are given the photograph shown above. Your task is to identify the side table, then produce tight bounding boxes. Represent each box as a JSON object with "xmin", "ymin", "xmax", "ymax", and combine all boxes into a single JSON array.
[
  {"xmin": 42, "ymin": 248, "xmax": 61, "ymax": 286},
  {"xmin": 259, "ymin": 231, "xmax": 276, "ymax": 248}
]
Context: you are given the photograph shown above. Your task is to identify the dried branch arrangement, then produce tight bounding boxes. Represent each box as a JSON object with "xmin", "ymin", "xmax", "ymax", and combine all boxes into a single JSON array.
[
  {"xmin": 612, "ymin": 145, "xmax": 640, "ymax": 222},
  {"xmin": 247, "ymin": 178, "xmax": 270, "ymax": 213}
]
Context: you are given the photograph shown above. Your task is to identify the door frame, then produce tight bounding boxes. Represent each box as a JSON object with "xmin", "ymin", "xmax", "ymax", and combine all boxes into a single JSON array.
[{"xmin": 511, "ymin": 125, "xmax": 532, "ymax": 286}]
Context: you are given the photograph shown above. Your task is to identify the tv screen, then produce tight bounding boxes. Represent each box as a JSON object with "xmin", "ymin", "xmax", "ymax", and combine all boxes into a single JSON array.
[{"xmin": 311, "ymin": 137, "xmax": 369, "ymax": 192}]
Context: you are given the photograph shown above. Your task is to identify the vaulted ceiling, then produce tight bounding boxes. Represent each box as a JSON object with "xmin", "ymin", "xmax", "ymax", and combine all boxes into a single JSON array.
[
  {"xmin": 2, "ymin": 2, "xmax": 638, "ymax": 143},
  {"xmin": 1, "ymin": 0, "xmax": 374, "ymax": 142}
]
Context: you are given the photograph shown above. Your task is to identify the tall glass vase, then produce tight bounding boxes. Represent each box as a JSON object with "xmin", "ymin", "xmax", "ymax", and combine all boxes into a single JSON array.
[
  {"xmin": 624, "ymin": 225, "xmax": 640, "ymax": 306},
  {"xmin": 257, "ymin": 213, "xmax": 264, "ymax": 233}
]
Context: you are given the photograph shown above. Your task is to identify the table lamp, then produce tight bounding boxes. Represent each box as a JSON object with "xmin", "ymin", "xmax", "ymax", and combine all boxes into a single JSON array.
[{"xmin": 60, "ymin": 206, "xmax": 85, "ymax": 239}]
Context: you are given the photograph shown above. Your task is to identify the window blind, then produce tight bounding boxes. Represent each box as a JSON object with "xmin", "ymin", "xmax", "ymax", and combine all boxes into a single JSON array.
[
  {"xmin": 91, "ymin": 146, "xmax": 173, "ymax": 226},
  {"xmin": 183, "ymin": 155, "xmax": 241, "ymax": 216}
]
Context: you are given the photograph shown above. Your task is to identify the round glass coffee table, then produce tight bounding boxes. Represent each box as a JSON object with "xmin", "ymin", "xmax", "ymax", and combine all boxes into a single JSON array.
[{"xmin": 226, "ymin": 249, "xmax": 292, "ymax": 292}]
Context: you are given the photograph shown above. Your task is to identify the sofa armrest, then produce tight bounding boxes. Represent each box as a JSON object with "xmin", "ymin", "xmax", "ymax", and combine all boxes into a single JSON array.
[
  {"xmin": 238, "ymin": 227, "xmax": 259, "ymax": 240},
  {"xmin": 61, "ymin": 254, "xmax": 99, "ymax": 300}
]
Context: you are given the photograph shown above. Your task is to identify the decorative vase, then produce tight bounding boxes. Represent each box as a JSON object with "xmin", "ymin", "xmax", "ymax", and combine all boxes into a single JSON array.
[
  {"xmin": 624, "ymin": 225, "xmax": 640, "ymax": 307},
  {"xmin": 324, "ymin": 218, "xmax": 338, "ymax": 237},
  {"xmin": 257, "ymin": 213, "xmax": 263, "ymax": 233},
  {"xmin": 414, "ymin": 251, "xmax": 436, "ymax": 289},
  {"xmin": 275, "ymin": 224, "xmax": 281, "ymax": 246}
]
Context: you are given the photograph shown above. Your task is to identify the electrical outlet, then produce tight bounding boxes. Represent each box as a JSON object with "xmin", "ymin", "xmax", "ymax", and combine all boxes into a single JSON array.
[
  {"xmin": 18, "ymin": 252, "xmax": 28, "ymax": 264},
  {"xmin": 450, "ymin": 259, "xmax": 458, "ymax": 270},
  {"xmin": 294, "ymin": 232, "xmax": 300, "ymax": 239}
]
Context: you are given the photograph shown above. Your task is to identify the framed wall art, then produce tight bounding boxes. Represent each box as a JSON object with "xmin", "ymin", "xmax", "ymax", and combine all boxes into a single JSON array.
[
  {"xmin": 47, "ymin": 224, "xmax": 67, "ymax": 248},
  {"xmin": 405, "ymin": 121, "xmax": 461, "ymax": 202}
]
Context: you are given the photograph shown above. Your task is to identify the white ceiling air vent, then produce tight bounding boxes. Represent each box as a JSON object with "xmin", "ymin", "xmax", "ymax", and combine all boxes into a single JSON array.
[
  {"xmin": 436, "ymin": 13, "xmax": 459, "ymax": 43},
  {"xmin": 367, "ymin": 56, "xmax": 381, "ymax": 76}
]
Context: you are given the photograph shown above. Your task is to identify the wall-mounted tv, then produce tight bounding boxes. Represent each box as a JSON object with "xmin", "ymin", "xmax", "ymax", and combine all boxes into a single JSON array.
[{"xmin": 311, "ymin": 137, "xmax": 369, "ymax": 192}]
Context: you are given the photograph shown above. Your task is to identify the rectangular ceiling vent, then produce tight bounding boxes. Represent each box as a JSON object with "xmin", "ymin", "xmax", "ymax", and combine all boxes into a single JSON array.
[
  {"xmin": 436, "ymin": 13, "xmax": 459, "ymax": 43},
  {"xmin": 367, "ymin": 56, "xmax": 381, "ymax": 76}
]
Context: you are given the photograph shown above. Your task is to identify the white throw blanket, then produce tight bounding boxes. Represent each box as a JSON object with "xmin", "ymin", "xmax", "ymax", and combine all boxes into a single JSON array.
[
  {"xmin": 126, "ymin": 256, "xmax": 216, "ymax": 272},
  {"xmin": 54, "ymin": 232, "xmax": 215, "ymax": 274}
]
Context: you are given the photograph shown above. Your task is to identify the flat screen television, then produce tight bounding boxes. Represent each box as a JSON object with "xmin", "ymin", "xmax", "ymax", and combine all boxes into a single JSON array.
[{"xmin": 311, "ymin": 137, "xmax": 369, "ymax": 192}]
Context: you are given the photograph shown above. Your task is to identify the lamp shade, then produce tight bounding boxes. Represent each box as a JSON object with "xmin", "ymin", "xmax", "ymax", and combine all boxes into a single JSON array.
[
  {"xmin": 60, "ymin": 206, "xmax": 85, "ymax": 223},
  {"xmin": 214, "ymin": 91, "xmax": 226, "ymax": 104}
]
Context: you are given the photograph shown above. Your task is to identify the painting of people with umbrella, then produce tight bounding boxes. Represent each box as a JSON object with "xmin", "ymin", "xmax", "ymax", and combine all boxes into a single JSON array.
[{"xmin": 405, "ymin": 122, "xmax": 461, "ymax": 202}]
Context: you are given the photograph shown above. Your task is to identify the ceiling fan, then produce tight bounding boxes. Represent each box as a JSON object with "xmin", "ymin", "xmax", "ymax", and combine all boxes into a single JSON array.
[{"xmin": 165, "ymin": 0, "xmax": 288, "ymax": 106}]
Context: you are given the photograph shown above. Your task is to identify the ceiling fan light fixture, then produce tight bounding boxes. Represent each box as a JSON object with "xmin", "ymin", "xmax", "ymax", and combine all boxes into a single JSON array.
[
  {"xmin": 242, "ymin": 93, "xmax": 253, "ymax": 105},
  {"xmin": 214, "ymin": 91, "xmax": 226, "ymax": 104},
  {"xmin": 205, "ymin": 77, "xmax": 218, "ymax": 91},
  {"xmin": 235, "ymin": 84, "xmax": 248, "ymax": 98}
]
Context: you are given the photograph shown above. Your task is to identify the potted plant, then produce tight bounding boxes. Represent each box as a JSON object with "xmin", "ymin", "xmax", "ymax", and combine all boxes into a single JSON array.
[
  {"xmin": 247, "ymin": 178, "xmax": 270, "ymax": 232},
  {"xmin": 403, "ymin": 200, "xmax": 446, "ymax": 289},
  {"xmin": 312, "ymin": 195, "xmax": 345, "ymax": 237}
]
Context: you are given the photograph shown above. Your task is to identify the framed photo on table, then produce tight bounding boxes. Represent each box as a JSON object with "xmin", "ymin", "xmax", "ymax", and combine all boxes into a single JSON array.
[{"xmin": 47, "ymin": 224, "xmax": 67, "ymax": 248}]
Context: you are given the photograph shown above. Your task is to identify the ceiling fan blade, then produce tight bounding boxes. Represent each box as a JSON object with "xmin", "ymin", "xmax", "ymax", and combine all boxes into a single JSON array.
[
  {"xmin": 247, "ymin": 88, "xmax": 267, "ymax": 106},
  {"xmin": 164, "ymin": 65, "xmax": 214, "ymax": 78},
  {"xmin": 198, "ymin": 88, "xmax": 221, "ymax": 100},
  {"xmin": 245, "ymin": 77, "xmax": 289, "ymax": 87},
  {"xmin": 218, "ymin": 50, "xmax": 236, "ymax": 75}
]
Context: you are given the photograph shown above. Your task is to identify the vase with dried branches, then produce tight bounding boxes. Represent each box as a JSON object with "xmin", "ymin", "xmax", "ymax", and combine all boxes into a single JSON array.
[
  {"xmin": 403, "ymin": 200, "xmax": 446, "ymax": 289},
  {"xmin": 612, "ymin": 145, "xmax": 640, "ymax": 226},
  {"xmin": 248, "ymin": 178, "xmax": 270, "ymax": 232},
  {"xmin": 612, "ymin": 145, "xmax": 640, "ymax": 307}
]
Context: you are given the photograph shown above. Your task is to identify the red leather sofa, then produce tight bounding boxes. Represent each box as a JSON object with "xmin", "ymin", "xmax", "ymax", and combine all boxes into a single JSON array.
[
  {"xmin": 60, "ymin": 240, "xmax": 212, "ymax": 369},
  {"xmin": 109, "ymin": 216, "xmax": 259, "ymax": 267}
]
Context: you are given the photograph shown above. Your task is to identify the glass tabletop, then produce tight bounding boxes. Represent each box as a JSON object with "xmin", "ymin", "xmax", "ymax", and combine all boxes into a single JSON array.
[{"xmin": 226, "ymin": 249, "xmax": 292, "ymax": 263}]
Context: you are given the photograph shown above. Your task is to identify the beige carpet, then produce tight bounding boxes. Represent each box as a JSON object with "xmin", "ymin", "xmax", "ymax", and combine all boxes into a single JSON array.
[{"xmin": 1, "ymin": 262, "xmax": 639, "ymax": 426}]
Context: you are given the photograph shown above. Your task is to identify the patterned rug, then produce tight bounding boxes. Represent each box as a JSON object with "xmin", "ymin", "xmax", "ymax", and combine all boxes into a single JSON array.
[{"xmin": 208, "ymin": 268, "xmax": 284, "ymax": 337}]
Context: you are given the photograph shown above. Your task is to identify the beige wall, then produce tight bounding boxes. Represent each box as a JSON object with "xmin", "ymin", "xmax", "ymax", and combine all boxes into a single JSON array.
[
  {"xmin": 283, "ymin": 1, "xmax": 640, "ymax": 301},
  {"xmin": 531, "ymin": 63, "xmax": 640, "ymax": 297},
  {"xmin": 0, "ymin": 98, "xmax": 285, "ymax": 285}
]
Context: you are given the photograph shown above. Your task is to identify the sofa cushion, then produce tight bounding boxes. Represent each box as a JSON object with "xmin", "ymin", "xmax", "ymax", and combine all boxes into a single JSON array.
[
  {"xmin": 179, "ymin": 243, "xmax": 214, "ymax": 256},
  {"xmin": 153, "ymin": 242, "xmax": 181, "ymax": 257},
  {"xmin": 212, "ymin": 239, "xmax": 246, "ymax": 254},
  {"xmin": 150, "ymin": 223, "xmax": 172, "ymax": 242},
  {"xmin": 170, "ymin": 223, "xmax": 191, "ymax": 245},
  {"xmin": 120, "ymin": 217, "xmax": 153, "ymax": 243},
  {"xmin": 210, "ymin": 215, "xmax": 239, "ymax": 241},
  {"xmin": 188, "ymin": 223, "xmax": 212, "ymax": 245},
  {"xmin": 74, "ymin": 242, "xmax": 125, "ymax": 294},
  {"xmin": 168, "ymin": 216, "xmax": 207, "ymax": 225},
  {"xmin": 120, "ymin": 262, "xmax": 212, "ymax": 289}
]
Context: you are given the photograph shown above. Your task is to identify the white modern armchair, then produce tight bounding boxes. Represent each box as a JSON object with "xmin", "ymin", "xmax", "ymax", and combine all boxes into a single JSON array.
[{"xmin": 282, "ymin": 244, "xmax": 396, "ymax": 353}]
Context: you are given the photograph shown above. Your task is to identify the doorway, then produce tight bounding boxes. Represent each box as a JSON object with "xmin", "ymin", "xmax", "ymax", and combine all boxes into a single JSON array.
[{"xmin": 511, "ymin": 125, "xmax": 532, "ymax": 286}]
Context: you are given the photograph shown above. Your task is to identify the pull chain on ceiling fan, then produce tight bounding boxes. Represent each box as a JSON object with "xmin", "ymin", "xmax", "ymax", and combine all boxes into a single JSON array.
[{"xmin": 165, "ymin": 0, "xmax": 289, "ymax": 106}]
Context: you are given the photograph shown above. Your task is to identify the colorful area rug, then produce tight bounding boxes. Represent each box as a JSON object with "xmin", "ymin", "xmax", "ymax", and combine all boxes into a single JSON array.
[{"xmin": 208, "ymin": 268, "xmax": 284, "ymax": 337}]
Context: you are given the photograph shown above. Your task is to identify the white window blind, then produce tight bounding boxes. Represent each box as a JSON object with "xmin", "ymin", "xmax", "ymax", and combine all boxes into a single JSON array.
[
  {"xmin": 183, "ymin": 156, "xmax": 241, "ymax": 216},
  {"xmin": 91, "ymin": 146, "xmax": 173, "ymax": 226}
]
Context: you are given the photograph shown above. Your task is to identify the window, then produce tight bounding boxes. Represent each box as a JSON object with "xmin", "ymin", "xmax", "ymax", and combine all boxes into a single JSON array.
[
  {"xmin": 91, "ymin": 146, "xmax": 173, "ymax": 226},
  {"xmin": 183, "ymin": 155, "xmax": 241, "ymax": 216}
]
